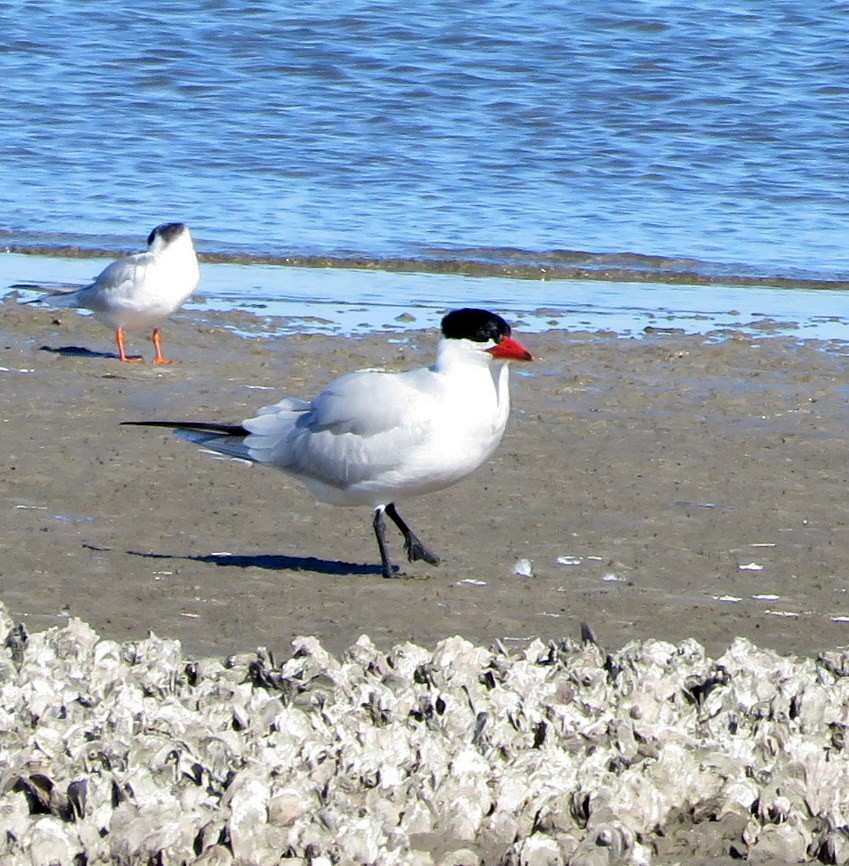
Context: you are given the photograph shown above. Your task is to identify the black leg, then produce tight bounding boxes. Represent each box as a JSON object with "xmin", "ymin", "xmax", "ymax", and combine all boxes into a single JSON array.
[
  {"xmin": 372, "ymin": 507, "xmax": 398, "ymax": 579},
  {"xmin": 384, "ymin": 502, "xmax": 440, "ymax": 566}
]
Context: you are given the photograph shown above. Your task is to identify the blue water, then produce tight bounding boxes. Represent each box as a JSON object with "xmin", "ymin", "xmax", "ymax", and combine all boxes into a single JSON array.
[{"xmin": 2, "ymin": 0, "xmax": 849, "ymax": 321}]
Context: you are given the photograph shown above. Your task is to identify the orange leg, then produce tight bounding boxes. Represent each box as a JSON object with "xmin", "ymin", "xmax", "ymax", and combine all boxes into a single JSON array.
[
  {"xmin": 151, "ymin": 328, "xmax": 179, "ymax": 364},
  {"xmin": 115, "ymin": 328, "xmax": 142, "ymax": 363}
]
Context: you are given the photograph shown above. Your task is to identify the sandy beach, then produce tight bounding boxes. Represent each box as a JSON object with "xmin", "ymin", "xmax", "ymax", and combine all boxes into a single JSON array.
[{"xmin": 3, "ymin": 295, "xmax": 849, "ymax": 663}]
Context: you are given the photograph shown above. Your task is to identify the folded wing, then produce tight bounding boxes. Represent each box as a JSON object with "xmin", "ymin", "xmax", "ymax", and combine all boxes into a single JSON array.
[{"xmin": 245, "ymin": 369, "xmax": 437, "ymax": 489}]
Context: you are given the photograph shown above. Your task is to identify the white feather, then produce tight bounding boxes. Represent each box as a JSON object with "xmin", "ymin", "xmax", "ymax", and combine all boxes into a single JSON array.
[
  {"xmin": 241, "ymin": 337, "xmax": 514, "ymax": 507},
  {"xmin": 47, "ymin": 224, "xmax": 199, "ymax": 332}
]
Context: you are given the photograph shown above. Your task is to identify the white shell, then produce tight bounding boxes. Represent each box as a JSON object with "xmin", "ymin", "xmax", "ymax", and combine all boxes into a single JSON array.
[{"xmin": 2, "ymin": 605, "xmax": 849, "ymax": 865}]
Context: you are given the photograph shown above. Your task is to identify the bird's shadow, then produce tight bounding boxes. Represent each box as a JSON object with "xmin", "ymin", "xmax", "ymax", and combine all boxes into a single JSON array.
[
  {"xmin": 40, "ymin": 345, "xmax": 122, "ymax": 360},
  {"xmin": 83, "ymin": 543, "xmax": 383, "ymax": 576}
]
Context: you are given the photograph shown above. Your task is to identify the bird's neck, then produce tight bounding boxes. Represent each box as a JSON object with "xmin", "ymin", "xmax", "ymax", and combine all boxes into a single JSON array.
[
  {"xmin": 433, "ymin": 339, "xmax": 490, "ymax": 373},
  {"xmin": 433, "ymin": 340, "xmax": 511, "ymax": 407},
  {"xmin": 156, "ymin": 235, "xmax": 194, "ymax": 260}
]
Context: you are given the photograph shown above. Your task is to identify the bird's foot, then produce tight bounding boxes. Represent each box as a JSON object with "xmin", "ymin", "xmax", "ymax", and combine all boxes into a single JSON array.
[
  {"xmin": 381, "ymin": 562, "xmax": 401, "ymax": 579},
  {"xmin": 404, "ymin": 534, "xmax": 440, "ymax": 566},
  {"xmin": 152, "ymin": 357, "xmax": 180, "ymax": 365},
  {"xmin": 118, "ymin": 355, "xmax": 144, "ymax": 363},
  {"xmin": 383, "ymin": 566, "xmax": 431, "ymax": 581}
]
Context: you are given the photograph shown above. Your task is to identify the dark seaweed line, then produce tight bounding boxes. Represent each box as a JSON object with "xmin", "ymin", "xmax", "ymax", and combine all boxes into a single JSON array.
[{"xmin": 4, "ymin": 243, "xmax": 848, "ymax": 290}]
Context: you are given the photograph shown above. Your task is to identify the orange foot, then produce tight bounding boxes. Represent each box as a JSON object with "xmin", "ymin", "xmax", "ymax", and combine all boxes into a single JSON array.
[
  {"xmin": 115, "ymin": 328, "xmax": 143, "ymax": 362},
  {"xmin": 151, "ymin": 329, "xmax": 180, "ymax": 365}
]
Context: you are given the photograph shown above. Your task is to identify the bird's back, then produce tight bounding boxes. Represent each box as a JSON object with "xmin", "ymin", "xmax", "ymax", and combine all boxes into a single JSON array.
[
  {"xmin": 68, "ymin": 236, "xmax": 199, "ymax": 329},
  {"xmin": 241, "ymin": 359, "xmax": 510, "ymax": 506}
]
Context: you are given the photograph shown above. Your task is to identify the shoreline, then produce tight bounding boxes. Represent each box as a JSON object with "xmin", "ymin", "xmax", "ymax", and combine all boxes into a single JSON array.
[
  {"xmin": 5, "ymin": 250, "xmax": 849, "ymax": 343},
  {"xmin": 2, "ymin": 295, "xmax": 849, "ymax": 662},
  {"xmin": 5, "ymin": 240, "xmax": 849, "ymax": 288}
]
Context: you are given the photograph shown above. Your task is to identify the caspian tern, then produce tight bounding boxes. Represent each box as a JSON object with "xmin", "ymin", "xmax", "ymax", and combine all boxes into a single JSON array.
[
  {"xmin": 124, "ymin": 308, "xmax": 533, "ymax": 578},
  {"xmin": 25, "ymin": 222, "xmax": 199, "ymax": 363}
]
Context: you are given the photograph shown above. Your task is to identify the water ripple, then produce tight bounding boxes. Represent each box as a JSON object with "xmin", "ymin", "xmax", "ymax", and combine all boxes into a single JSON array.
[{"xmin": 0, "ymin": 0, "xmax": 847, "ymax": 280}]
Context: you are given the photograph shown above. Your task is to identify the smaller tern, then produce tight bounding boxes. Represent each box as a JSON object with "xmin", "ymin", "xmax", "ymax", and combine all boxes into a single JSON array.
[
  {"xmin": 24, "ymin": 222, "xmax": 200, "ymax": 363},
  {"xmin": 124, "ymin": 308, "xmax": 533, "ymax": 578}
]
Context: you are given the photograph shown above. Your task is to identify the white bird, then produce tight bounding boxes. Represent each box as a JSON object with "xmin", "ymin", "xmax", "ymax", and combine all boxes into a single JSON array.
[
  {"xmin": 125, "ymin": 308, "xmax": 533, "ymax": 577},
  {"xmin": 25, "ymin": 222, "xmax": 200, "ymax": 363}
]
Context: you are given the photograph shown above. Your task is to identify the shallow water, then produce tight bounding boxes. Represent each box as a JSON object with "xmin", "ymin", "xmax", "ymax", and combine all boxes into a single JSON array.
[{"xmin": 4, "ymin": 251, "xmax": 849, "ymax": 340}]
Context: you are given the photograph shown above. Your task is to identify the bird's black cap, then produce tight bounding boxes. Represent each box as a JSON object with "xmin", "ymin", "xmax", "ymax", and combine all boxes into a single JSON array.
[
  {"xmin": 148, "ymin": 222, "xmax": 187, "ymax": 246},
  {"xmin": 441, "ymin": 308, "xmax": 511, "ymax": 344}
]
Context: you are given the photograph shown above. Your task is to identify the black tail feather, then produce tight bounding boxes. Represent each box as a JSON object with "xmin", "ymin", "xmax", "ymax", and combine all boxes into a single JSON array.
[
  {"xmin": 121, "ymin": 420, "xmax": 255, "ymax": 461},
  {"xmin": 121, "ymin": 420, "xmax": 250, "ymax": 436}
]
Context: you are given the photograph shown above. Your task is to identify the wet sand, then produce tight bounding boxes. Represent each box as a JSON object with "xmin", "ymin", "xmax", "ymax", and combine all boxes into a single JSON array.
[{"xmin": 3, "ymin": 296, "xmax": 849, "ymax": 662}]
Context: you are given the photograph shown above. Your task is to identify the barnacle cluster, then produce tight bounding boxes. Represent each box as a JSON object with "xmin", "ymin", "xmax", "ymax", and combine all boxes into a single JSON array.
[{"xmin": 1, "ymin": 602, "xmax": 848, "ymax": 865}]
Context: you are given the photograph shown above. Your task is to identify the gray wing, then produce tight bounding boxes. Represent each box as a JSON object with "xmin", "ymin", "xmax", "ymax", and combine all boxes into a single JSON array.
[
  {"xmin": 69, "ymin": 254, "xmax": 150, "ymax": 312},
  {"xmin": 244, "ymin": 370, "xmax": 438, "ymax": 488}
]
